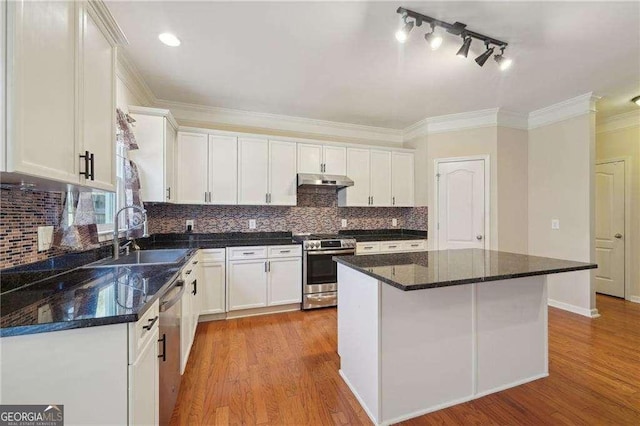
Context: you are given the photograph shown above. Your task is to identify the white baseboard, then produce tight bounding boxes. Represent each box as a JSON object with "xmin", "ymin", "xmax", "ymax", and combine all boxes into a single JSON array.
[
  {"xmin": 548, "ymin": 299, "xmax": 600, "ymax": 318},
  {"xmin": 225, "ymin": 303, "xmax": 300, "ymax": 319},
  {"xmin": 474, "ymin": 373, "xmax": 549, "ymax": 399},
  {"xmin": 338, "ymin": 369, "xmax": 380, "ymax": 425},
  {"xmin": 628, "ymin": 296, "xmax": 640, "ymax": 304}
]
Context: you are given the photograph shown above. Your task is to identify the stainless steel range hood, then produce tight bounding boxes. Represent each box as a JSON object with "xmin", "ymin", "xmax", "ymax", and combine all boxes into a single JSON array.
[{"xmin": 297, "ymin": 173, "xmax": 354, "ymax": 189}]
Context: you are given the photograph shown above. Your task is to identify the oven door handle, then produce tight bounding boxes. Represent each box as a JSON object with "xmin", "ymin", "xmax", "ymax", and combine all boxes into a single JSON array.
[{"xmin": 306, "ymin": 249, "xmax": 355, "ymax": 256}]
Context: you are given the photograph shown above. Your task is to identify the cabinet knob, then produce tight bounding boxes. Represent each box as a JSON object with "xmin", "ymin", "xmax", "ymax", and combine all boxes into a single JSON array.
[
  {"xmin": 476, "ymin": 235, "xmax": 483, "ymax": 240},
  {"xmin": 614, "ymin": 233, "xmax": 623, "ymax": 239}
]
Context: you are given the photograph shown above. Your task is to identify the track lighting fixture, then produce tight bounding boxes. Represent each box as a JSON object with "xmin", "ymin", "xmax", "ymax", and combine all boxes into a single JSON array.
[
  {"xmin": 456, "ymin": 36, "xmax": 472, "ymax": 58},
  {"xmin": 632, "ymin": 96, "xmax": 640, "ymax": 106},
  {"xmin": 396, "ymin": 7, "xmax": 511, "ymax": 71},
  {"xmin": 494, "ymin": 47, "xmax": 512, "ymax": 71},
  {"xmin": 395, "ymin": 16, "xmax": 414, "ymax": 43},
  {"xmin": 475, "ymin": 44, "xmax": 495, "ymax": 67}
]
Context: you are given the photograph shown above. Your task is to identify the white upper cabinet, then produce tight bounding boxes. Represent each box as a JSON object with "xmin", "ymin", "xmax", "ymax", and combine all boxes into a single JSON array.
[
  {"xmin": 370, "ymin": 150, "xmax": 392, "ymax": 207},
  {"xmin": 3, "ymin": 1, "xmax": 120, "ymax": 190},
  {"xmin": 392, "ymin": 152, "xmax": 415, "ymax": 206},
  {"xmin": 238, "ymin": 137, "xmax": 270, "ymax": 205},
  {"xmin": 268, "ymin": 140, "xmax": 297, "ymax": 205},
  {"xmin": 209, "ymin": 135, "xmax": 237, "ymax": 204},
  {"xmin": 129, "ymin": 107, "xmax": 178, "ymax": 203},
  {"xmin": 338, "ymin": 148, "xmax": 370, "ymax": 207},
  {"xmin": 176, "ymin": 132, "xmax": 209, "ymax": 204},
  {"xmin": 238, "ymin": 138, "xmax": 297, "ymax": 206},
  {"xmin": 297, "ymin": 143, "xmax": 346, "ymax": 175}
]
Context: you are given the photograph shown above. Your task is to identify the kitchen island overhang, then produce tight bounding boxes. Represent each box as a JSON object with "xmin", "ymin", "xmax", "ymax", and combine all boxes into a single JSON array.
[{"xmin": 334, "ymin": 249, "xmax": 597, "ymax": 426}]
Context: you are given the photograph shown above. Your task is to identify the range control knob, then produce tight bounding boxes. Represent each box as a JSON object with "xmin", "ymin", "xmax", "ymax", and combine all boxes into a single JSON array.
[{"xmin": 304, "ymin": 242, "xmax": 310, "ymax": 249}]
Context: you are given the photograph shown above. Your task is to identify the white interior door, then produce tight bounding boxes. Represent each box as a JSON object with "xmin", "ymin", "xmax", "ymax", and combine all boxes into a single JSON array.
[
  {"xmin": 595, "ymin": 161, "xmax": 625, "ymax": 298},
  {"xmin": 437, "ymin": 159, "xmax": 486, "ymax": 250}
]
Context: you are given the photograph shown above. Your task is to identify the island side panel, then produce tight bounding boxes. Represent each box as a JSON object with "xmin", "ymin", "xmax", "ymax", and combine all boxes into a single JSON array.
[
  {"xmin": 380, "ymin": 283, "xmax": 474, "ymax": 424},
  {"xmin": 337, "ymin": 264, "xmax": 381, "ymax": 424},
  {"xmin": 475, "ymin": 275, "xmax": 548, "ymax": 394}
]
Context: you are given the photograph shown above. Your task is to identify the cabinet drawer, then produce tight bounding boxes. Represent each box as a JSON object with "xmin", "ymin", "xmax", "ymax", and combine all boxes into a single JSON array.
[
  {"xmin": 129, "ymin": 300, "xmax": 159, "ymax": 364},
  {"xmin": 402, "ymin": 240, "xmax": 427, "ymax": 251},
  {"xmin": 379, "ymin": 241, "xmax": 405, "ymax": 253},
  {"xmin": 201, "ymin": 248, "xmax": 225, "ymax": 262},
  {"xmin": 267, "ymin": 245, "xmax": 302, "ymax": 258},
  {"xmin": 356, "ymin": 242, "xmax": 380, "ymax": 255},
  {"xmin": 227, "ymin": 246, "xmax": 268, "ymax": 260}
]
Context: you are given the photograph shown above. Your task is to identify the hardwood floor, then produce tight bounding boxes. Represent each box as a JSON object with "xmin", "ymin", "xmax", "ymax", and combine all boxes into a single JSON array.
[{"xmin": 171, "ymin": 294, "xmax": 640, "ymax": 425}]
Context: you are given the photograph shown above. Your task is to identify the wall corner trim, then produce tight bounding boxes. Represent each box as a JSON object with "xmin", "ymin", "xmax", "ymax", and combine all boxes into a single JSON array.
[
  {"xmin": 128, "ymin": 105, "xmax": 179, "ymax": 130},
  {"xmin": 596, "ymin": 110, "xmax": 640, "ymax": 134},
  {"xmin": 88, "ymin": 1, "xmax": 129, "ymax": 45},
  {"xmin": 528, "ymin": 92, "xmax": 600, "ymax": 130}
]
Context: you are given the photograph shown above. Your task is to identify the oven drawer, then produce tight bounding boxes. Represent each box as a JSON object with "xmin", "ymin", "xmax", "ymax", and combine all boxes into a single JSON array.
[
  {"xmin": 356, "ymin": 242, "xmax": 380, "ymax": 255},
  {"xmin": 303, "ymin": 292, "xmax": 337, "ymax": 310},
  {"xmin": 227, "ymin": 246, "xmax": 268, "ymax": 260},
  {"xmin": 268, "ymin": 245, "xmax": 302, "ymax": 258}
]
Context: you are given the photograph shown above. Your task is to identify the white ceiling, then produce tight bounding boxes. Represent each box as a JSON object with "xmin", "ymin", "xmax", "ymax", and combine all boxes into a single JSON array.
[{"xmin": 106, "ymin": 1, "xmax": 640, "ymax": 129}]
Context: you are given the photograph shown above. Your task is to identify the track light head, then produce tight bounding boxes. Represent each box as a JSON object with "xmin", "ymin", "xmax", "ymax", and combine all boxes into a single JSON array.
[
  {"xmin": 456, "ymin": 36, "xmax": 472, "ymax": 58},
  {"xmin": 475, "ymin": 44, "xmax": 495, "ymax": 67},
  {"xmin": 424, "ymin": 25, "xmax": 443, "ymax": 50},
  {"xmin": 395, "ymin": 17, "xmax": 414, "ymax": 43},
  {"xmin": 494, "ymin": 47, "xmax": 512, "ymax": 71},
  {"xmin": 632, "ymin": 95, "xmax": 640, "ymax": 106}
]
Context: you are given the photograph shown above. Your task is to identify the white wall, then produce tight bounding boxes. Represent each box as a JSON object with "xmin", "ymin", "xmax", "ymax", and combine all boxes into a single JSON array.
[
  {"xmin": 528, "ymin": 113, "xmax": 597, "ymax": 315},
  {"xmin": 596, "ymin": 121, "xmax": 640, "ymax": 300}
]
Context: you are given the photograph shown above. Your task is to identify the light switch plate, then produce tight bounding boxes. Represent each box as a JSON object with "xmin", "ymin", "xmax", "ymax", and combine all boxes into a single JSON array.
[
  {"xmin": 551, "ymin": 219, "xmax": 560, "ymax": 230},
  {"xmin": 392, "ymin": 218, "xmax": 398, "ymax": 227},
  {"xmin": 37, "ymin": 226, "xmax": 54, "ymax": 251},
  {"xmin": 341, "ymin": 219, "xmax": 347, "ymax": 228},
  {"xmin": 249, "ymin": 219, "xmax": 256, "ymax": 229}
]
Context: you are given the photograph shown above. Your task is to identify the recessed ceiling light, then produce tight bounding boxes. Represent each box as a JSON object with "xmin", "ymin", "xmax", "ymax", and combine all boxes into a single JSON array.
[
  {"xmin": 632, "ymin": 96, "xmax": 640, "ymax": 106},
  {"xmin": 158, "ymin": 33, "xmax": 181, "ymax": 47}
]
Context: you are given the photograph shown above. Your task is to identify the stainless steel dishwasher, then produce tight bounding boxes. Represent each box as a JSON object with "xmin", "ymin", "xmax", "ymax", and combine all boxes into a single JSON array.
[{"xmin": 158, "ymin": 277, "xmax": 185, "ymax": 426}]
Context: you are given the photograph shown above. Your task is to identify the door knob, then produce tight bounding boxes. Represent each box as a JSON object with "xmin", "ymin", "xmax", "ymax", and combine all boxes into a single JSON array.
[
  {"xmin": 476, "ymin": 235, "xmax": 483, "ymax": 240},
  {"xmin": 614, "ymin": 233, "xmax": 623, "ymax": 239}
]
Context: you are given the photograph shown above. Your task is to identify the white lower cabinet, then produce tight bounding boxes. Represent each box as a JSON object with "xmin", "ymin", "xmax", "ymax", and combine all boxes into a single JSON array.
[
  {"xmin": 180, "ymin": 255, "xmax": 200, "ymax": 374},
  {"xmin": 356, "ymin": 239, "xmax": 428, "ymax": 255},
  {"xmin": 226, "ymin": 245, "xmax": 301, "ymax": 311},
  {"xmin": 200, "ymin": 249, "xmax": 226, "ymax": 315},
  {"xmin": 129, "ymin": 326, "xmax": 159, "ymax": 426}
]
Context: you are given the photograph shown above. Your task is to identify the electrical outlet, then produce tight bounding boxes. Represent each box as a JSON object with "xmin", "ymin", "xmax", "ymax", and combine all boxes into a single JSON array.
[
  {"xmin": 551, "ymin": 219, "xmax": 560, "ymax": 230},
  {"xmin": 37, "ymin": 226, "xmax": 54, "ymax": 251},
  {"xmin": 392, "ymin": 218, "xmax": 398, "ymax": 227},
  {"xmin": 341, "ymin": 219, "xmax": 347, "ymax": 228},
  {"xmin": 249, "ymin": 219, "xmax": 256, "ymax": 229},
  {"xmin": 185, "ymin": 220, "xmax": 194, "ymax": 232}
]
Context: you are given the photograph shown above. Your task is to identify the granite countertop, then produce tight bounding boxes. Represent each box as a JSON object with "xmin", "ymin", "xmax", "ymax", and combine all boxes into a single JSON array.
[
  {"xmin": 339, "ymin": 229, "xmax": 427, "ymax": 242},
  {"xmin": 139, "ymin": 232, "xmax": 300, "ymax": 249},
  {"xmin": 334, "ymin": 249, "xmax": 597, "ymax": 291}
]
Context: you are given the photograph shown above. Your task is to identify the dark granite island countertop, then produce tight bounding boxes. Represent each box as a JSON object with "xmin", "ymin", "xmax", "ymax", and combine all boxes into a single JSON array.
[{"xmin": 334, "ymin": 249, "xmax": 597, "ymax": 291}]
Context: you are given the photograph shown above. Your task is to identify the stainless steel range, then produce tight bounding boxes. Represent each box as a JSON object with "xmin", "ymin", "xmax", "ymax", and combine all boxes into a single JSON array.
[{"xmin": 294, "ymin": 234, "xmax": 356, "ymax": 310}]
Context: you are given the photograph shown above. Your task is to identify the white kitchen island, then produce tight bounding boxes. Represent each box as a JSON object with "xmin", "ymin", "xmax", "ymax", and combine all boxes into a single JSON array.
[{"xmin": 335, "ymin": 249, "xmax": 596, "ymax": 426}]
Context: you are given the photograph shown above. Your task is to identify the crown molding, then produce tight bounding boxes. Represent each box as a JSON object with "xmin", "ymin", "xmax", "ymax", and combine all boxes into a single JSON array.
[
  {"xmin": 88, "ymin": 1, "xmax": 128, "ymax": 45},
  {"xmin": 528, "ymin": 92, "xmax": 599, "ymax": 129},
  {"xmin": 596, "ymin": 110, "xmax": 640, "ymax": 134},
  {"xmin": 497, "ymin": 110, "xmax": 529, "ymax": 130},
  {"xmin": 116, "ymin": 52, "xmax": 157, "ymax": 107},
  {"xmin": 128, "ymin": 106, "xmax": 179, "ymax": 130},
  {"xmin": 155, "ymin": 99, "xmax": 404, "ymax": 145}
]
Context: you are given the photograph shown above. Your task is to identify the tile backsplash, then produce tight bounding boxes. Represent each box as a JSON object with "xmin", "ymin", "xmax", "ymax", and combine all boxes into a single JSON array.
[{"xmin": 147, "ymin": 187, "xmax": 427, "ymax": 234}]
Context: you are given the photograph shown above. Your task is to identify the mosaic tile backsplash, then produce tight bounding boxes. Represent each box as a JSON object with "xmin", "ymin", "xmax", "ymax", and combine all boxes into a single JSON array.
[
  {"xmin": 147, "ymin": 187, "xmax": 427, "ymax": 234},
  {"xmin": 0, "ymin": 188, "xmax": 66, "ymax": 269}
]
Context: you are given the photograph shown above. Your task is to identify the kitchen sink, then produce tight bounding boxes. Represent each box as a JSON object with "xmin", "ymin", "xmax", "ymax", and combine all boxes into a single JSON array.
[{"xmin": 86, "ymin": 249, "xmax": 190, "ymax": 268}]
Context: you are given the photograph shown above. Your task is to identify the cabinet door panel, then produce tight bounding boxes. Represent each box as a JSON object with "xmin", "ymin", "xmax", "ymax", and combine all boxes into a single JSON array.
[
  {"xmin": 180, "ymin": 290, "xmax": 192, "ymax": 374},
  {"xmin": 238, "ymin": 138, "xmax": 269, "ymax": 205},
  {"xmin": 268, "ymin": 258, "xmax": 302, "ymax": 306},
  {"xmin": 269, "ymin": 140, "xmax": 297, "ymax": 206},
  {"xmin": 164, "ymin": 119, "xmax": 176, "ymax": 202},
  {"xmin": 209, "ymin": 135, "xmax": 237, "ymax": 204},
  {"xmin": 340, "ymin": 148, "xmax": 370, "ymax": 206},
  {"xmin": 392, "ymin": 152, "xmax": 415, "ymax": 206},
  {"xmin": 323, "ymin": 146, "xmax": 346, "ymax": 175},
  {"xmin": 227, "ymin": 260, "xmax": 268, "ymax": 311},
  {"xmin": 201, "ymin": 262, "xmax": 226, "ymax": 315},
  {"xmin": 370, "ymin": 150, "xmax": 392, "ymax": 206},
  {"xmin": 129, "ymin": 114, "xmax": 165, "ymax": 202},
  {"xmin": 176, "ymin": 132, "xmax": 208, "ymax": 204},
  {"xmin": 129, "ymin": 328, "xmax": 159, "ymax": 426},
  {"xmin": 297, "ymin": 143, "xmax": 322, "ymax": 174},
  {"xmin": 7, "ymin": 0, "xmax": 77, "ymax": 182},
  {"xmin": 80, "ymin": 5, "xmax": 115, "ymax": 190}
]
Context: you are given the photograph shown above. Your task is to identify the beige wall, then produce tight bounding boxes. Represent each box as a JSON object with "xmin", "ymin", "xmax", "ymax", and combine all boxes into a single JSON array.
[
  {"xmin": 529, "ymin": 113, "xmax": 596, "ymax": 313},
  {"xmin": 497, "ymin": 127, "xmax": 529, "ymax": 253},
  {"xmin": 596, "ymin": 123, "xmax": 640, "ymax": 300}
]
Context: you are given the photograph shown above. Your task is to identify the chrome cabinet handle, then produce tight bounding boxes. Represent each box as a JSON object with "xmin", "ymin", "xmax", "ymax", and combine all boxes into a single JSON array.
[
  {"xmin": 279, "ymin": 250, "xmax": 291, "ymax": 253},
  {"xmin": 614, "ymin": 233, "xmax": 623, "ymax": 239},
  {"xmin": 243, "ymin": 252, "xmax": 255, "ymax": 255},
  {"xmin": 388, "ymin": 245, "xmax": 397, "ymax": 249},
  {"xmin": 264, "ymin": 261, "xmax": 268, "ymax": 272},
  {"xmin": 166, "ymin": 187, "xmax": 171, "ymax": 200},
  {"xmin": 411, "ymin": 244, "xmax": 419, "ymax": 247},
  {"xmin": 476, "ymin": 235, "xmax": 483, "ymax": 240},
  {"xmin": 392, "ymin": 196, "xmax": 395, "ymax": 205}
]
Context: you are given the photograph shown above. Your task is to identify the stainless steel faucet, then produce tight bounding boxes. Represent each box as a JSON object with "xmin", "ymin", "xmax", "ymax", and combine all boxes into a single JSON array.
[{"xmin": 113, "ymin": 205, "xmax": 149, "ymax": 260}]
